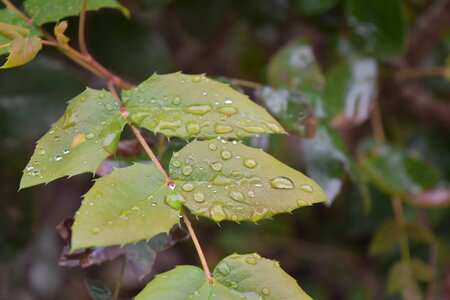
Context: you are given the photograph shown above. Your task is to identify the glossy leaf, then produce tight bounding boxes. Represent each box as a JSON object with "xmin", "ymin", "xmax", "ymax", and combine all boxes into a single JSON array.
[
  {"xmin": 256, "ymin": 86, "xmax": 315, "ymax": 137},
  {"xmin": 123, "ymin": 72, "xmax": 286, "ymax": 140},
  {"xmin": 346, "ymin": 0, "xmax": 406, "ymax": 56},
  {"xmin": 359, "ymin": 139, "xmax": 441, "ymax": 201},
  {"xmin": 71, "ymin": 164, "xmax": 179, "ymax": 250},
  {"xmin": 292, "ymin": 0, "xmax": 337, "ymax": 15},
  {"xmin": 24, "ymin": 0, "xmax": 128, "ymax": 26},
  {"xmin": 268, "ymin": 39, "xmax": 325, "ymax": 92},
  {"xmin": 136, "ymin": 253, "xmax": 312, "ymax": 299},
  {"xmin": 20, "ymin": 89, "xmax": 126, "ymax": 189},
  {"xmin": 170, "ymin": 139, "xmax": 326, "ymax": 223},
  {"xmin": 301, "ymin": 124, "xmax": 352, "ymax": 203}
]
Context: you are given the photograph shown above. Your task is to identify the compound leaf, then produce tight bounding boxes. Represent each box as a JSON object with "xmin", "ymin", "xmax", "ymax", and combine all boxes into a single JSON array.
[
  {"xmin": 123, "ymin": 72, "xmax": 286, "ymax": 140},
  {"xmin": 169, "ymin": 139, "xmax": 326, "ymax": 223},
  {"xmin": 72, "ymin": 164, "xmax": 179, "ymax": 250},
  {"xmin": 24, "ymin": 0, "xmax": 128, "ymax": 26},
  {"xmin": 135, "ymin": 253, "xmax": 312, "ymax": 300},
  {"xmin": 20, "ymin": 89, "xmax": 126, "ymax": 189}
]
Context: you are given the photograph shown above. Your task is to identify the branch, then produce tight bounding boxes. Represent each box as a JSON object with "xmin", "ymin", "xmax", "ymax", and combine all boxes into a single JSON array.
[
  {"xmin": 79, "ymin": 0, "xmax": 89, "ymax": 55},
  {"xmin": 405, "ymin": 0, "xmax": 450, "ymax": 66}
]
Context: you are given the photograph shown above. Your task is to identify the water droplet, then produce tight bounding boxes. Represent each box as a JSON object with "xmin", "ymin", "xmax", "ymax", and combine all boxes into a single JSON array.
[
  {"xmin": 270, "ymin": 177, "xmax": 294, "ymax": 189},
  {"xmin": 26, "ymin": 165, "xmax": 34, "ymax": 171},
  {"xmin": 245, "ymin": 258, "xmax": 257, "ymax": 265},
  {"xmin": 182, "ymin": 165, "xmax": 193, "ymax": 176},
  {"xmin": 202, "ymin": 90, "xmax": 208, "ymax": 96},
  {"xmin": 186, "ymin": 122, "xmax": 201, "ymax": 134},
  {"xmin": 297, "ymin": 200, "xmax": 309, "ymax": 207},
  {"xmin": 104, "ymin": 103, "xmax": 113, "ymax": 111},
  {"xmin": 218, "ymin": 107, "xmax": 238, "ymax": 116},
  {"xmin": 182, "ymin": 183, "xmax": 194, "ymax": 192},
  {"xmin": 173, "ymin": 152, "xmax": 179, "ymax": 158},
  {"xmin": 159, "ymin": 120, "xmax": 181, "ymax": 131},
  {"xmin": 243, "ymin": 158, "xmax": 257, "ymax": 169},
  {"xmin": 224, "ymin": 98, "xmax": 233, "ymax": 105},
  {"xmin": 49, "ymin": 129, "xmax": 55, "ymax": 135},
  {"xmin": 250, "ymin": 207, "xmax": 268, "ymax": 222},
  {"xmin": 91, "ymin": 227, "xmax": 101, "ymax": 234},
  {"xmin": 184, "ymin": 105, "xmax": 211, "ymax": 115},
  {"xmin": 38, "ymin": 149, "xmax": 46, "ymax": 155},
  {"xmin": 210, "ymin": 203, "xmax": 226, "ymax": 222},
  {"xmin": 216, "ymin": 262, "xmax": 230, "ymax": 275},
  {"xmin": 193, "ymin": 75, "xmax": 202, "ymax": 82},
  {"xmin": 172, "ymin": 160, "xmax": 181, "ymax": 168},
  {"xmin": 247, "ymin": 191, "xmax": 255, "ymax": 198},
  {"xmin": 168, "ymin": 182, "xmax": 176, "ymax": 190},
  {"xmin": 242, "ymin": 126, "xmax": 266, "ymax": 134},
  {"xmin": 98, "ymin": 92, "xmax": 105, "ymax": 99},
  {"xmin": 267, "ymin": 123, "xmax": 281, "ymax": 132},
  {"xmin": 55, "ymin": 155, "xmax": 63, "ymax": 161},
  {"xmin": 262, "ymin": 288, "xmax": 270, "ymax": 295},
  {"xmin": 231, "ymin": 171, "xmax": 241, "ymax": 177},
  {"xmin": 229, "ymin": 191, "xmax": 245, "ymax": 203},
  {"xmin": 172, "ymin": 96, "xmax": 181, "ymax": 105},
  {"xmin": 253, "ymin": 253, "xmax": 262, "ymax": 259},
  {"xmin": 274, "ymin": 261, "xmax": 280, "ymax": 268},
  {"xmin": 210, "ymin": 162, "xmax": 223, "ymax": 172},
  {"xmin": 193, "ymin": 192, "xmax": 205, "ymax": 203},
  {"xmin": 299, "ymin": 184, "xmax": 313, "ymax": 193},
  {"xmin": 165, "ymin": 190, "xmax": 185, "ymax": 210},
  {"xmin": 208, "ymin": 143, "xmax": 217, "ymax": 151},
  {"xmin": 151, "ymin": 201, "xmax": 157, "ymax": 207},
  {"xmin": 231, "ymin": 282, "xmax": 238, "ymax": 289},
  {"xmin": 131, "ymin": 205, "xmax": 140, "ymax": 212},
  {"xmin": 86, "ymin": 133, "xmax": 95, "ymax": 140},
  {"xmin": 63, "ymin": 148, "xmax": 70, "ymax": 155},
  {"xmin": 214, "ymin": 124, "xmax": 234, "ymax": 134},
  {"xmin": 221, "ymin": 150, "xmax": 232, "ymax": 160},
  {"xmin": 31, "ymin": 169, "xmax": 40, "ymax": 176}
]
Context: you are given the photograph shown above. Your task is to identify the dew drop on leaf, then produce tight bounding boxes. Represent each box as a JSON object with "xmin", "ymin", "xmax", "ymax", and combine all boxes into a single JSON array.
[
  {"xmin": 216, "ymin": 262, "xmax": 230, "ymax": 275},
  {"xmin": 244, "ymin": 258, "xmax": 257, "ymax": 265},
  {"xmin": 214, "ymin": 124, "xmax": 234, "ymax": 134},
  {"xmin": 218, "ymin": 106, "xmax": 238, "ymax": 116},
  {"xmin": 193, "ymin": 192, "xmax": 205, "ymax": 203},
  {"xmin": 270, "ymin": 176, "xmax": 294, "ymax": 189},
  {"xmin": 221, "ymin": 150, "xmax": 232, "ymax": 160},
  {"xmin": 210, "ymin": 162, "xmax": 223, "ymax": 172},
  {"xmin": 229, "ymin": 191, "xmax": 245, "ymax": 203},
  {"xmin": 299, "ymin": 184, "xmax": 313, "ymax": 193},
  {"xmin": 182, "ymin": 165, "xmax": 193, "ymax": 176},
  {"xmin": 91, "ymin": 227, "xmax": 101, "ymax": 234},
  {"xmin": 186, "ymin": 122, "xmax": 201, "ymax": 134},
  {"xmin": 184, "ymin": 105, "xmax": 211, "ymax": 115},
  {"xmin": 182, "ymin": 183, "xmax": 194, "ymax": 192},
  {"xmin": 55, "ymin": 155, "xmax": 63, "ymax": 161},
  {"xmin": 262, "ymin": 288, "xmax": 270, "ymax": 295},
  {"xmin": 208, "ymin": 143, "xmax": 217, "ymax": 151},
  {"xmin": 243, "ymin": 158, "xmax": 257, "ymax": 169},
  {"xmin": 172, "ymin": 96, "xmax": 181, "ymax": 105},
  {"xmin": 172, "ymin": 160, "xmax": 181, "ymax": 168},
  {"xmin": 210, "ymin": 203, "xmax": 226, "ymax": 222}
]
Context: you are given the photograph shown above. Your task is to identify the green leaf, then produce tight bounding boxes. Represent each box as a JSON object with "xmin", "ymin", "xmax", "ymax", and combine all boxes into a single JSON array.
[
  {"xmin": 387, "ymin": 259, "xmax": 429, "ymax": 297},
  {"xmin": 256, "ymin": 86, "xmax": 314, "ymax": 137},
  {"xmin": 123, "ymin": 72, "xmax": 286, "ymax": 140},
  {"xmin": 135, "ymin": 253, "xmax": 312, "ymax": 299},
  {"xmin": 345, "ymin": 0, "xmax": 406, "ymax": 56},
  {"xmin": 292, "ymin": 0, "xmax": 337, "ymax": 15},
  {"xmin": 302, "ymin": 124, "xmax": 353, "ymax": 203},
  {"xmin": 0, "ymin": 8, "xmax": 40, "ymax": 56},
  {"xmin": 323, "ymin": 58, "xmax": 378, "ymax": 125},
  {"xmin": 267, "ymin": 39, "xmax": 325, "ymax": 92},
  {"xmin": 169, "ymin": 139, "xmax": 326, "ymax": 223},
  {"xmin": 20, "ymin": 89, "xmax": 126, "ymax": 189},
  {"xmin": 359, "ymin": 139, "xmax": 441, "ymax": 201},
  {"xmin": 24, "ymin": 0, "xmax": 129, "ymax": 26},
  {"xmin": 71, "ymin": 164, "xmax": 179, "ymax": 250}
]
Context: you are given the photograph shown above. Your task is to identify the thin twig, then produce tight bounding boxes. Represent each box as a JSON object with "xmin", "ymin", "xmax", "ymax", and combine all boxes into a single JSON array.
[
  {"xmin": 41, "ymin": 40, "xmax": 58, "ymax": 47},
  {"xmin": 131, "ymin": 125, "xmax": 172, "ymax": 185},
  {"xmin": 391, "ymin": 196, "xmax": 411, "ymax": 264},
  {"xmin": 113, "ymin": 256, "xmax": 126, "ymax": 300},
  {"xmin": 79, "ymin": 0, "xmax": 89, "ymax": 55},
  {"xmin": 182, "ymin": 209, "xmax": 213, "ymax": 283},
  {"xmin": 370, "ymin": 99, "xmax": 385, "ymax": 141}
]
